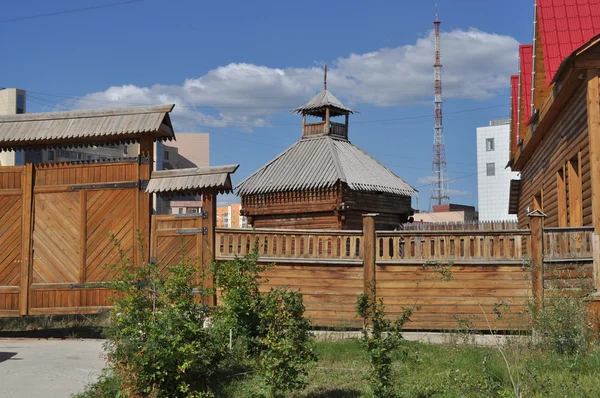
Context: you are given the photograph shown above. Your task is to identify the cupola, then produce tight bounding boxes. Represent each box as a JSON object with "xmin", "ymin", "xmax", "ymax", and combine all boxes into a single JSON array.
[{"xmin": 292, "ymin": 65, "xmax": 356, "ymax": 140}]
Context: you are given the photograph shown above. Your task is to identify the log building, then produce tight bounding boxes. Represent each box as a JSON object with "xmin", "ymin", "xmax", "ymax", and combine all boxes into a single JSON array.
[
  {"xmin": 237, "ymin": 71, "xmax": 416, "ymax": 230},
  {"xmin": 508, "ymin": 0, "xmax": 600, "ymax": 294}
]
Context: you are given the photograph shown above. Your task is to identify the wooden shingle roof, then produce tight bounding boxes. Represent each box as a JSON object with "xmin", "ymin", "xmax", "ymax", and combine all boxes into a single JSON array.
[
  {"xmin": 146, "ymin": 165, "xmax": 239, "ymax": 195},
  {"xmin": 236, "ymin": 136, "xmax": 416, "ymax": 196},
  {"xmin": 0, "ymin": 104, "xmax": 175, "ymax": 151},
  {"xmin": 292, "ymin": 90, "xmax": 356, "ymax": 117}
]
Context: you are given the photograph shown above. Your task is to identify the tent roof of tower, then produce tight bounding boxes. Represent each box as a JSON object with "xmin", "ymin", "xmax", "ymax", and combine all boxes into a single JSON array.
[
  {"xmin": 236, "ymin": 135, "xmax": 416, "ymax": 196},
  {"xmin": 291, "ymin": 89, "xmax": 357, "ymax": 118}
]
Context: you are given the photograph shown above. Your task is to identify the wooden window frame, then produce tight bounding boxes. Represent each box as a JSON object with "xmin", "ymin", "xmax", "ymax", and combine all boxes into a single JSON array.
[
  {"xmin": 557, "ymin": 166, "xmax": 567, "ymax": 227},
  {"xmin": 567, "ymin": 153, "xmax": 582, "ymax": 227}
]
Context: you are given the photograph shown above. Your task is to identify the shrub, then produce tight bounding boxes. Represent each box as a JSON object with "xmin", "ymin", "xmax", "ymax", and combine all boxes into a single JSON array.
[
  {"xmin": 99, "ymin": 236, "xmax": 226, "ymax": 397},
  {"xmin": 356, "ymin": 285, "xmax": 413, "ymax": 398},
  {"xmin": 256, "ymin": 287, "xmax": 317, "ymax": 396},
  {"xmin": 212, "ymin": 248, "xmax": 269, "ymax": 350},
  {"xmin": 213, "ymin": 250, "xmax": 317, "ymax": 396},
  {"xmin": 533, "ymin": 293, "xmax": 593, "ymax": 356}
]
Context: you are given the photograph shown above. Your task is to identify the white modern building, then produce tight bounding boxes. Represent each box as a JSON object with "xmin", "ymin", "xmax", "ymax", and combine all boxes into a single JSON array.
[{"xmin": 476, "ymin": 119, "xmax": 520, "ymax": 221}]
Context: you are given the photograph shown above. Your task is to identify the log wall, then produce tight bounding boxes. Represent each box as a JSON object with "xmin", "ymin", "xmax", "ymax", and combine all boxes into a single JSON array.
[{"xmin": 517, "ymin": 82, "xmax": 591, "ymax": 229}]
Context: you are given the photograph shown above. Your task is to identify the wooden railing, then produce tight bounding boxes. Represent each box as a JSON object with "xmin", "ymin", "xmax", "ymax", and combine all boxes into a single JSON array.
[
  {"xmin": 216, "ymin": 228, "xmax": 363, "ymax": 262},
  {"xmin": 543, "ymin": 226, "xmax": 594, "ymax": 261},
  {"xmin": 376, "ymin": 230, "xmax": 529, "ymax": 263},
  {"xmin": 302, "ymin": 122, "xmax": 326, "ymax": 137},
  {"xmin": 302, "ymin": 121, "xmax": 348, "ymax": 138},
  {"xmin": 329, "ymin": 122, "xmax": 347, "ymax": 138}
]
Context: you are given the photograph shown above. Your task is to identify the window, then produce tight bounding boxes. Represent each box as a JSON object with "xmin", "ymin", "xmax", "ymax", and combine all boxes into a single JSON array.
[
  {"xmin": 123, "ymin": 146, "xmax": 128, "ymax": 155},
  {"xmin": 16, "ymin": 94, "xmax": 25, "ymax": 114},
  {"xmin": 164, "ymin": 151, "xmax": 169, "ymax": 160},
  {"xmin": 188, "ymin": 207, "xmax": 199, "ymax": 214},
  {"xmin": 568, "ymin": 155, "xmax": 582, "ymax": 226},
  {"xmin": 555, "ymin": 153, "xmax": 582, "ymax": 227},
  {"xmin": 47, "ymin": 151, "xmax": 55, "ymax": 161},
  {"xmin": 486, "ymin": 162, "xmax": 495, "ymax": 176},
  {"xmin": 486, "ymin": 138, "xmax": 495, "ymax": 151},
  {"xmin": 557, "ymin": 168, "xmax": 567, "ymax": 227},
  {"xmin": 178, "ymin": 208, "xmax": 183, "ymax": 215}
]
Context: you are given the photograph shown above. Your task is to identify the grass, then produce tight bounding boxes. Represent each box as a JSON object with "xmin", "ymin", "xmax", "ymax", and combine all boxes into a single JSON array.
[{"xmin": 223, "ymin": 339, "xmax": 600, "ymax": 397}]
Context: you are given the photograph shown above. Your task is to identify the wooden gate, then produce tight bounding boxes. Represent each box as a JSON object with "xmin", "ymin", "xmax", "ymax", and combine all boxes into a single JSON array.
[
  {"xmin": 27, "ymin": 161, "xmax": 141, "ymax": 315},
  {"xmin": 151, "ymin": 214, "xmax": 214, "ymax": 304}
]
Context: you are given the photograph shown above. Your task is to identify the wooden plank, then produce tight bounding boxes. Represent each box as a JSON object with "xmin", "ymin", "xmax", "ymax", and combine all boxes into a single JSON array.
[
  {"xmin": 587, "ymin": 69, "xmax": 600, "ymax": 291},
  {"xmin": 20, "ymin": 164, "xmax": 33, "ymax": 315},
  {"xmin": 79, "ymin": 190, "xmax": 87, "ymax": 283}
]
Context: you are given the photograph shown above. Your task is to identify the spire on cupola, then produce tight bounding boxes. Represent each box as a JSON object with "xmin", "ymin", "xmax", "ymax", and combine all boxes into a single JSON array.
[{"xmin": 292, "ymin": 65, "xmax": 357, "ymax": 140}]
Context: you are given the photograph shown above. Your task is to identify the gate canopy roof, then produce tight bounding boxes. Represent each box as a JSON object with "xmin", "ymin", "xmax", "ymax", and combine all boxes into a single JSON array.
[
  {"xmin": 146, "ymin": 165, "xmax": 239, "ymax": 195},
  {"xmin": 0, "ymin": 104, "xmax": 175, "ymax": 151}
]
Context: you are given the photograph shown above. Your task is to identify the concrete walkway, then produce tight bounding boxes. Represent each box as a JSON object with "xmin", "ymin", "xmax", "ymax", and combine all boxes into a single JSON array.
[{"xmin": 0, "ymin": 339, "xmax": 105, "ymax": 397}]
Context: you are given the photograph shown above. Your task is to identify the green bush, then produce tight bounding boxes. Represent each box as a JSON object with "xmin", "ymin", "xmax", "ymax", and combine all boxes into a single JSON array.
[
  {"xmin": 256, "ymin": 287, "xmax": 317, "ymax": 396},
  {"xmin": 213, "ymin": 249, "xmax": 317, "ymax": 397},
  {"xmin": 94, "ymin": 237, "xmax": 227, "ymax": 397},
  {"xmin": 212, "ymin": 249, "xmax": 269, "ymax": 350},
  {"xmin": 356, "ymin": 285, "xmax": 413, "ymax": 398},
  {"xmin": 533, "ymin": 294, "xmax": 593, "ymax": 356}
]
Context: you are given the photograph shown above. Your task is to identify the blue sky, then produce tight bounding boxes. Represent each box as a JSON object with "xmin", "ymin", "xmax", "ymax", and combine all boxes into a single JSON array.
[{"xmin": 1, "ymin": 0, "xmax": 534, "ymax": 209}]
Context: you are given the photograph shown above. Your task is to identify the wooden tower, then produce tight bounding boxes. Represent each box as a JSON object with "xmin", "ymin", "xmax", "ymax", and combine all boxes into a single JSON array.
[{"xmin": 237, "ymin": 67, "xmax": 416, "ymax": 230}]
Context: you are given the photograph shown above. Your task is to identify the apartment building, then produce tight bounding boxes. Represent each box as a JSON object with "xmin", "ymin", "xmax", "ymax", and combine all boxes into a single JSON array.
[
  {"xmin": 477, "ymin": 118, "xmax": 520, "ymax": 221},
  {"xmin": 216, "ymin": 203, "xmax": 248, "ymax": 228},
  {"xmin": 0, "ymin": 88, "xmax": 26, "ymax": 165}
]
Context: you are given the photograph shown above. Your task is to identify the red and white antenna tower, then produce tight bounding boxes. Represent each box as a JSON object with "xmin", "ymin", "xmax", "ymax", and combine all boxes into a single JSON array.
[{"xmin": 429, "ymin": 5, "xmax": 450, "ymax": 209}]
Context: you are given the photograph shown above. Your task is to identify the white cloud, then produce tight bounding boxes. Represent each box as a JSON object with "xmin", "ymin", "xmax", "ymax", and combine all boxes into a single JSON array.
[
  {"xmin": 67, "ymin": 28, "xmax": 518, "ymax": 129},
  {"xmin": 417, "ymin": 176, "xmax": 436, "ymax": 185},
  {"xmin": 448, "ymin": 189, "xmax": 472, "ymax": 197}
]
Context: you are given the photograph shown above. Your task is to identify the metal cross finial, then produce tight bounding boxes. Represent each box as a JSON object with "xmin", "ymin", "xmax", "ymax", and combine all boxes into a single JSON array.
[{"xmin": 324, "ymin": 64, "xmax": 327, "ymax": 91}]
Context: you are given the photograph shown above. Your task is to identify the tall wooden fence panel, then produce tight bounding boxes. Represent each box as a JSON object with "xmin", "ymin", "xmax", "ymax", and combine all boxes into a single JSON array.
[
  {"xmin": 0, "ymin": 167, "xmax": 25, "ymax": 317},
  {"xmin": 29, "ymin": 162, "xmax": 140, "ymax": 315}
]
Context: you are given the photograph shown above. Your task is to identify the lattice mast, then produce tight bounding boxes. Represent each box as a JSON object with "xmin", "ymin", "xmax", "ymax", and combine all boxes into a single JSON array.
[{"xmin": 429, "ymin": 6, "xmax": 450, "ymax": 209}]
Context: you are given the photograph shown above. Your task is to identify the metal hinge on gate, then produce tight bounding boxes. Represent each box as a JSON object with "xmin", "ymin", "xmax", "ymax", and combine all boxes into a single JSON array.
[
  {"xmin": 69, "ymin": 181, "xmax": 139, "ymax": 191},
  {"xmin": 201, "ymin": 210, "xmax": 208, "ymax": 219},
  {"xmin": 139, "ymin": 179, "xmax": 149, "ymax": 189},
  {"xmin": 175, "ymin": 228, "xmax": 207, "ymax": 235}
]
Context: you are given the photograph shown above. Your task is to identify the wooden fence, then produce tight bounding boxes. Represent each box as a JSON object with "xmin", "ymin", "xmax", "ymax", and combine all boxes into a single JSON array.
[
  {"xmin": 215, "ymin": 222, "xmax": 532, "ymax": 330},
  {"xmin": 542, "ymin": 226, "xmax": 594, "ymax": 292}
]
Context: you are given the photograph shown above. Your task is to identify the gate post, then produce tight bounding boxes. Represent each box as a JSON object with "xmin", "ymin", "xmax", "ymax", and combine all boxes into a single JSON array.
[
  {"xmin": 203, "ymin": 191, "xmax": 217, "ymax": 307},
  {"xmin": 138, "ymin": 137, "xmax": 154, "ymax": 262},
  {"xmin": 528, "ymin": 209, "xmax": 546, "ymax": 315},
  {"xmin": 362, "ymin": 214, "xmax": 378, "ymax": 296}
]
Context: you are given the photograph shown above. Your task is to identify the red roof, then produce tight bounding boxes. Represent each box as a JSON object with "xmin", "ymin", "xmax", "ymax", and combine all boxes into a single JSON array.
[
  {"xmin": 511, "ymin": 75, "xmax": 519, "ymax": 141},
  {"xmin": 538, "ymin": 0, "xmax": 600, "ymax": 85},
  {"xmin": 519, "ymin": 45, "xmax": 533, "ymax": 123}
]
